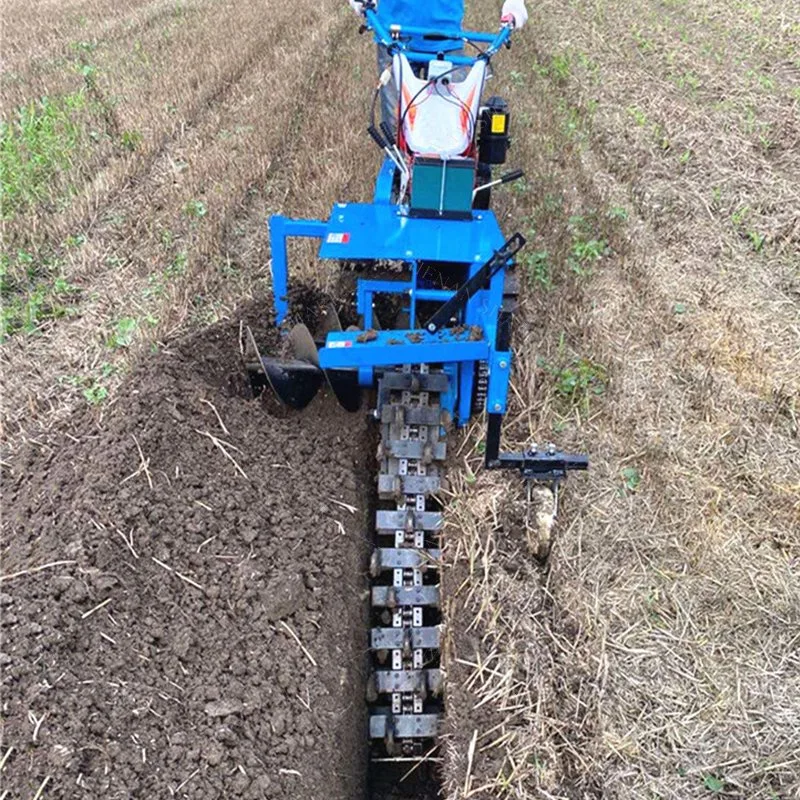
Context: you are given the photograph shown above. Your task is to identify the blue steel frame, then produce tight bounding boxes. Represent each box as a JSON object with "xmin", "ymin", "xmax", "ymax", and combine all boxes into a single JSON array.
[{"xmin": 266, "ymin": 17, "xmax": 515, "ymax": 427}]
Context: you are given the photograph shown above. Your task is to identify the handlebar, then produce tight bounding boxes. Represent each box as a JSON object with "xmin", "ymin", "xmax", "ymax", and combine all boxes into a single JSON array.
[{"xmin": 362, "ymin": 6, "xmax": 512, "ymax": 65}]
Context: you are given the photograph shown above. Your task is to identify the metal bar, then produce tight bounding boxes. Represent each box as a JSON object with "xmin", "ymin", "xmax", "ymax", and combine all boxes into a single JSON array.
[
  {"xmin": 376, "ymin": 510, "xmax": 443, "ymax": 531},
  {"xmin": 267, "ymin": 216, "xmax": 328, "ymax": 325},
  {"xmin": 425, "ymin": 233, "xmax": 525, "ymax": 333},
  {"xmin": 397, "ymin": 50, "xmax": 479, "ymax": 66},
  {"xmin": 374, "ymin": 156, "xmax": 396, "ymax": 204},
  {"xmin": 491, "ymin": 450, "xmax": 590, "ymax": 479},
  {"xmin": 370, "ymin": 627, "xmax": 441, "ymax": 650},
  {"xmin": 371, "ymin": 585, "xmax": 440, "ymax": 607},
  {"xmin": 268, "ymin": 216, "xmax": 289, "ymax": 324},
  {"xmin": 369, "ymin": 713, "xmax": 440, "ymax": 739},
  {"xmin": 374, "ymin": 669, "xmax": 442, "ymax": 693},
  {"xmin": 387, "ymin": 24, "xmax": 497, "ymax": 44},
  {"xmin": 486, "ymin": 350, "xmax": 511, "ymax": 415},
  {"xmin": 319, "ymin": 331, "xmax": 488, "ymax": 369},
  {"xmin": 378, "ymin": 474, "xmax": 442, "ymax": 496},
  {"xmin": 380, "ymin": 372, "xmax": 450, "ymax": 392},
  {"xmin": 374, "ymin": 548, "xmax": 441, "ymax": 569},
  {"xmin": 385, "ymin": 440, "xmax": 446, "ymax": 461},
  {"xmin": 379, "ymin": 405, "xmax": 442, "ymax": 425}
]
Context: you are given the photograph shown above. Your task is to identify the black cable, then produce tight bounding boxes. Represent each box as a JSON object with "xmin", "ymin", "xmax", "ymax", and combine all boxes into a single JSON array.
[
  {"xmin": 442, "ymin": 83, "xmax": 479, "ymax": 138},
  {"xmin": 397, "ymin": 62, "xmax": 465, "ymax": 144},
  {"xmin": 463, "ymin": 38, "xmax": 487, "ymax": 57}
]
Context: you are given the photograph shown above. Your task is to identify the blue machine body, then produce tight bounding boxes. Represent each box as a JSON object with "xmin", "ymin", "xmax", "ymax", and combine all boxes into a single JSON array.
[
  {"xmin": 269, "ymin": 194, "xmax": 512, "ymax": 425},
  {"xmin": 267, "ymin": 15, "xmax": 516, "ymax": 428}
]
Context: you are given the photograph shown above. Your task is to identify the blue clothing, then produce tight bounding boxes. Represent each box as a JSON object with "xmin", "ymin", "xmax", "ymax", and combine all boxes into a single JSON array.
[{"xmin": 377, "ymin": 0, "xmax": 464, "ymax": 52}]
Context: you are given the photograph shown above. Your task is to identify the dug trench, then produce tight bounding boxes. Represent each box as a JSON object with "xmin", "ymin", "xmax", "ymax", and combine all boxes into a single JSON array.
[{"xmin": 1, "ymin": 302, "xmax": 378, "ymax": 800}]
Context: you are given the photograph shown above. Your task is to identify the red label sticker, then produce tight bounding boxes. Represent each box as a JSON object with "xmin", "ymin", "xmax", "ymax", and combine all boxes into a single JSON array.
[{"xmin": 326, "ymin": 232, "xmax": 350, "ymax": 244}]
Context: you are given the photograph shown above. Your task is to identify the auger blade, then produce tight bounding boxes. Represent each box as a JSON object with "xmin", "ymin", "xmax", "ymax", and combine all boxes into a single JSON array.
[
  {"xmin": 325, "ymin": 368, "xmax": 363, "ymax": 412},
  {"xmin": 246, "ymin": 323, "xmax": 323, "ymax": 409},
  {"xmin": 288, "ymin": 322, "xmax": 320, "ymax": 366},
  {"xmin": 315, "ymin": 307, "xmax": 363, "ymax": 412},
  {"xmin": 318, "ymin": 301, "xmax": 343, "ymax": 337},
  {"xmin": 260, "ymin": 357, "xmax": 323, "ymax": 409}
]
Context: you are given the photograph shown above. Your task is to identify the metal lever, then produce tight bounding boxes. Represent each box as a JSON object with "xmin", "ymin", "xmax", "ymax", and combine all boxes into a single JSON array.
[
  {"xmin": 368, "ymin": 125, "xmax": 409, "ymax": 188},
  {"xmin": 472, "ymin": 169, "xmax": 524, "ymax": 199},
  {"xmin": 425, "ymin": 233, "xmax": 526, "ymax": 333}
]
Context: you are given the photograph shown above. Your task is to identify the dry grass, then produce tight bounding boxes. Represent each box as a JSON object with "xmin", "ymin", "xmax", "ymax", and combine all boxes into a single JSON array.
[
  {"xmin": 442, "ymin": 1, "xmax": 799, "ymax": 798},
  {"xmin": 1, "ymin": 0, "xmax": 370, "ymax": 442},
  {"xmin": 2, "ymin": 0, "xmax": 799, "ymax": 798}
]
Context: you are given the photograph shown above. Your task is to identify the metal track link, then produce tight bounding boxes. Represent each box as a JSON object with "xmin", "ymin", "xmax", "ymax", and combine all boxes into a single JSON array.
[{"xmin": 368, "ymin": 364, "xmax": 447, "ymax": 760}]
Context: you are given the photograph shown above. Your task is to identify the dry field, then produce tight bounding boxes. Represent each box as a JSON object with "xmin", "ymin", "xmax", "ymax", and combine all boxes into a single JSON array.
[{"xmin": 2, "ymin": 0, "xmax": 799, "ymax": 799}]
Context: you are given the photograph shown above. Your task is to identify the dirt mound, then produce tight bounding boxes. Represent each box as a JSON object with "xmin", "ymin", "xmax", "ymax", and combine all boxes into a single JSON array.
[{"xmin": 1, "ymin": 308, "xmax": 373, "ymax": 799}]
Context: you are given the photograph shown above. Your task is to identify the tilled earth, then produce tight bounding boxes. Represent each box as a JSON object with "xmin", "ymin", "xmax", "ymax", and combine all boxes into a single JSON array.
[{"xmin": 1, "ymin": 308, "xmax": 373, "ymax": 799}]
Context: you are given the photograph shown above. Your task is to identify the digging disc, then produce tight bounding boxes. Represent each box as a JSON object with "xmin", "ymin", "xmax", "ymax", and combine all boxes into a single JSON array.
[
  {"xmin": 316, "ymin": 308, "xmax": 363, "ymax": 413},
  {"xmin": 289, "ymin": 323, "xmax": 320, "ymax": 366},
  {"xmin": 325, "ymin": 368, "xmax": 362, "ymax": 412},
  {"xmin": 255, "ymin": 323, "xmax": 323, "ymax": 409}
]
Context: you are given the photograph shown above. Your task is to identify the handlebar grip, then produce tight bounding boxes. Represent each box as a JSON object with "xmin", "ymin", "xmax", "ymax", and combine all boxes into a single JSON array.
[
  {"xmin": 379, "ymin": 121, "xmax": 395, "ymax": 146},
  {"xmin": 500, "ymin": 169, "xmax": 524, "ymax": 184},
  {"xmin": 367, "ymin": 124, "xmax": 388, "ymax": 150}
]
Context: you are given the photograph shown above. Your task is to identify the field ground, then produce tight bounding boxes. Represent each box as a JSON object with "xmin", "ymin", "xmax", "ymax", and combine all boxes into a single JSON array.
[{"xmin": 2, "ymin": 0, "xmax": 799, "ymax": 798}]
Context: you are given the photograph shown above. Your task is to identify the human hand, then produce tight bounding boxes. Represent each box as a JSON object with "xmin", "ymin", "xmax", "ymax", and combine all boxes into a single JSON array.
[{"xmin": 501, "ymin": 0, "xmax": 528, "ymax": 29}]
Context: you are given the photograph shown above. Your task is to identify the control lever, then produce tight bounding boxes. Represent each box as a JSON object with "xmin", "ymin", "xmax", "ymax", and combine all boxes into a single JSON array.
[
  {"xmin": 367, "ymin": 125, "xmax": 409, "ymax": 197},
  {"xmin": 425, "ymin": 233, "xmax": 526, "ymax": 333},
  {"xmin": 472, "ymin": 169, "xmax": 524, "ymax": 199}
]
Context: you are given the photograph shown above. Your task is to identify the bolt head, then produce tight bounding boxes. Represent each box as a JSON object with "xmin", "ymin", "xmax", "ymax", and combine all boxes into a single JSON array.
[
  {"xmin": 493, "ymin": 402, "xmax": 502, "ymax": 411},
  {"xmin": 499, "ymin": 360, "xmax": 508, "ymax": 369}
]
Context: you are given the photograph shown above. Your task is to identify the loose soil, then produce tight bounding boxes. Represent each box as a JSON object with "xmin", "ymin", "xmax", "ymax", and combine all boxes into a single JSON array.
[{"xmin": 1, "ymin": 306, "xmax": 373, "ymax": 799}]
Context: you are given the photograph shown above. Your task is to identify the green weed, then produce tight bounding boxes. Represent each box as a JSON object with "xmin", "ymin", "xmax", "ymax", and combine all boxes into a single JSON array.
[
  {"xmin": 522, "ymin": 250, "xmax": 552, "ymax": 289},
  {"xmin": 566, "ymin": 215, "xmax": 610, "ymax": 276},
  {"xmin": 622, "ymin": 466, "xmax": 641, "ymax": 491},
  {"xmin": 540, "ymin": 355, "xmax": 608, "ymax": 413},
  {"xmin": 549, "ymin": 52, "xmax": 571, "ymax": 82},
  {"xmin": 120, "ymin": 129, "xmax": 142, "ymax": 152},
  {"xmin": 627, "ymin": 106, "xmax": 649, "ymax": 127},
  {"xmin": 165, "ymin": 250, "xmax": 188, "ymax": 278},
  {"xmin": 183, "ymin": 198, "xmax": 207, "ymax": 219},
  {"xmin": 83, "ymin": 384, "xmax": 109, "ymax": 405},
  {"xmin": 568, "ymin": 237, "xmax": 609, "ymax": 276},
  {"xmin": 0, "ymin": 91, "xmax": 89, "ymax": 218},
  {"xmin": 703, "ymin": 775, "xmax": 725, "ymax": 794},
  {"xmin": 748, "ymin": 230, "xmax": 765, "ymax": 252},
  {"xmin": 107, "ymin": 317, "xmax": 138, "ymax": 348},
  {"xmin": 1, "ymin": 250, "xmax": 81, "ymax": 338}
]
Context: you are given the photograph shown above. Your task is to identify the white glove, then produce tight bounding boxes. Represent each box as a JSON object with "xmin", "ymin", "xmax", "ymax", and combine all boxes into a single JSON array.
[
  {"xmin": 349, "ymin": 0, "xmax": 366, "ymax": 16},
  {"xmin": 501, "ymin": 0, "xmax": 528, "ymax": 29}
]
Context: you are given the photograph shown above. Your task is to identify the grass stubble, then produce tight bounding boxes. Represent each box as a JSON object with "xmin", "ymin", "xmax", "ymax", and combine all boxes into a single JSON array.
[
  {"xmin": 441, "ymin": 1, "xmax": 799, "ymax": 798},
  {"xmin": 2, "ymin": 0, "xmax": 799, "ymax": 798}
]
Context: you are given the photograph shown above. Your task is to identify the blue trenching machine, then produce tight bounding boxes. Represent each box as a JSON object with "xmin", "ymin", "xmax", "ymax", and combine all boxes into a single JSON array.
[{"xmin": 246, "ymin": 4, "xmax": 588, "ymax": 486}]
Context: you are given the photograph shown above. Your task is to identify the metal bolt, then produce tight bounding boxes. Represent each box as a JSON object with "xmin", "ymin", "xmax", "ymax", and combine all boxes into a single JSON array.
[
  {"xmin": 499, "ymin": 360, "xmax": 508, "ymax": 369},
  {"xmin": 493, "ymin": 402, "xmax": 502, "ymax": 411}
]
